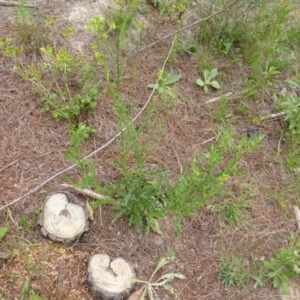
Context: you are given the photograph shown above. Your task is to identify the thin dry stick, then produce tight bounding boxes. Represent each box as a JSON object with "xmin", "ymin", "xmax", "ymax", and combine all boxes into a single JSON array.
[
  {"xmin": 173, "ymin": 149, "xmax": 183, "ymax": 174},
  {"xmin": 261, "ymin": 112, "xmax": 285, "ymax": 120},
  {"xmin": 201, "ymin": 137, "xmax": 216, "ymax": 145},
  {"xmin": 0, "ymin": 158, "xmax": 22, "ymax": 173},
  {"xmin": 61, "ymin": 183, "xmax": 108, "ymax": 200},
  {"xmin": 0, "ymin": 37, "xmax": 176, "ymax": 212},
  {"xmin": 206, "ymin": 92, "xmax": 233, "ymax": 104},
  {"xmin": 0, "ymin": 0, "xmax": 36, "ymax": 7}
]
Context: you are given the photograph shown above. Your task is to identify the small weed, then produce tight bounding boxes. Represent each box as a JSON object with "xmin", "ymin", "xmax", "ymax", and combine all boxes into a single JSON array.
[
  {"xmin": 148, "ymin": 71, "xmax": 181, "ymax": 98},
  {"xmin": 175, "ymin": 31, "xmax": 197, "ymax": 55},
  {"xmin": 150, "ymin": 0, "xmax": 187, "ymax": 19},
  {"xmin": 284, "ymin": 135, "xmax": 300, "ymax": 172},
  {"xmin": 133, "ymin": 248, "xmax": 185, "ymax": 300},
  {"xmin": 197, "ymin": 45, "xmax": 218, "ymax": 71},
  {"xmin": 219, "ymin": 256, "xmax": 250, "ymax": 288},
  {"xmin": 264, "ymin": 234, "xmax": 300, "ymax": 294},
  {"xmin": 208, "ymin": 98, "xmax": 231, "ymax": 123},
  {"xmin": 166, "ymin": 127, "xmax": 263, "ymax": 235},
  {"xmin": 196, "ymin": 68, "xmax": 220, "ymax": 93},
  {"xmin": 280, "ymin": 96, "xmax": 300, "ymax": 135},
  {"xmin": 12, "ymin": 1, "xmax": 52, "ymax": 54},
  {"xmin": 20, "ymin": 277, "xmax": 47, "ymax": 300},
  {"xmin": 251, "ymin": 255, "xmax": 266, "ymax": 289},
  {"xmin": 110, "ymin": 169, "xmax": 168, "ymax": 233},
  {"xmin": 279, "ymin": 79, "xmax": 300, "ymax": 136},
  {"xmin": 0, "ymin": 41, "xmax": 99, "ymax": 133},
  {"xmin": 209, "ymin": 197, "xmax": 250, "ymax": 227},
  {"xmin": 19, "ymin": 215, "xmax": 29, "ymax": 232}
]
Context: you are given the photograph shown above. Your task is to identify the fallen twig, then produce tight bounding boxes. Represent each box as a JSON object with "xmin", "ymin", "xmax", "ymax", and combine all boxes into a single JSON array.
[
  {"xmin": 261, "ymin": 112, "xmax": 285, "ymax": 120},
  {"xmin": 206, "ymin": 92, "xmax": 233, "ymax": 104},
  {"xmin": 61, "ymin": 183, "xmax": 108, "ymax": 200},
  {"xmin": 0, "ymin": 158, "xmax": 22, "ymax": 173},
  {"xmin": 0, "ymin": 0, "xmax": 36, "ymax": 8},
  {"xmin": 201, "ymin": 137, "xmax": 216, "ymax": 144}
]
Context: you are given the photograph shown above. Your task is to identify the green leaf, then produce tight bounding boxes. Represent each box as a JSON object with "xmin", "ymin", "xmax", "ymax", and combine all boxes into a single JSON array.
[
  {"xmin": 0, "ymin": 227, "xmax": 8, "ymax": 240},
  {"xmin": 281, "ymin": 277, "xmax": 289, "ymax": 294},
  {"xmin": 273, "ymin": 276, "xmax": 280, "ymax": 288},
  {"xmin": 147, "ymin": 83, "xmax": 157, "ymax": 89},
  {"xmin": 196, "ymin": 78, "xmax": 204, "ymax": 87},
  {"xmin": 210, "ymin": 81, "xmax": 221, "ymax": 89},
  {"xmin": 208, "ymin": 68, "xmax": 218, "ymax": 80},
  {"xmin": 203, "ymin": 69, "xmax": 209, "ymax": 81},
  {"xmin": 293, "ymin": 264, "xmax": 300, "ymax": 274},
  {"xmin": 164, "ymin": 74, "xmax": 181, "ymax": 85},
  {"xmin": 286, "ymin": 78, "xmax": 300, "ymax": 88},
  {"xmin": 149, "ymin": 218, "xmax": 163, "ymax": 234},
  {"xmin": 204, "ymin": 85, "xmax": 209, "ymax": 94},
  {"xmin": 158, "ymin": 86, "xmax": 164, "ymax": 94}
]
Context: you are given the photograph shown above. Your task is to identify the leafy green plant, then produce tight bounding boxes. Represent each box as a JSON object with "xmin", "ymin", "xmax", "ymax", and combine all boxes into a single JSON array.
[
  {"xmin": 209, "ymin": 198, "xmax": 250, "ymax": 227},
  {"xmin": 88, "ymin": 0, "xmax": 138, "ymax": 91},
  {"xmin": 20, "ymin": 277, "xmax": 47, "ymax": 300},
  {"xmin": 0, "ymin": 41, "xmax": 99, "ymax": 131},
  {"xmin": 280, "ymin": 96, "xmax": 300, "ymax": 135},
  {"xmin": 107, "ymin": 91, "xmax": 174, "ymax": 232},
  {"xmin": 176, "ymin": 35, "xmax": 197, "ymax": 55},
  {"xmin": 12, "ymin": 0, "xmax": 52, "ymax": 54},
  {"xmin": 68, "ymin": 8, "xmax": 176, "ymax": 233},
  {"xmin": 263, "ymin": 64, "xmax": 281, "ymax": 83},
  {"xmin": 166, "ymin": 127, "xmax": 263, "ymax": 235},
  {"xmin": 36, "ymin": 46, "xmax": 99, "ymax": 126},
  {"xmin": 279, "ymin": 78, "xmax": 300, "ymax": 136},
  {"xmin": 219, "ymin": 256, "xmax": 250, "ymax": 288},
  {"xmin": 149, "ymin": 0, "xmax": 187, "ymax": 18},
  {"xmin": 196, "ymin": 68, "xmax": 220, "ymax": 93},
  {"xmin": 284, "ymin": 135, "xmax": 300, "ymax": 172},
  {"xmin": 148, "ymin": 71, "xmax": 181, "ymax": 98},
  {"xmin": 208, "ymin": 98, "xmax": 231, "ymax": 123},
  {"xmin": 109, "ymin": 169, "xmax": 168, "ymax": 232},
  {"xmin": 251, "ymin": 255, "xmax": 266, "ymax": 289},
  {"xmin": 264, "ymin": 234, "xmax": 300, "ymax": 294},
  {"xmin": 132, "ymin": 249, "xmax": 185, "ymax": 300}
]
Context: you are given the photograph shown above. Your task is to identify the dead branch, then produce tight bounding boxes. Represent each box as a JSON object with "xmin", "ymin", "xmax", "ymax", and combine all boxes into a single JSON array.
[
  {"xmin": 0, "ymin": 0, "xmax": 36, "ymax": 8},
  {"xmin": 61, "ymin": 183, "xmax": 108, "ymax": 200},
  {"xmin": 206, "ymin": 92, "xmax": 233, "ymax": 104},
  {"xmin": 261, "ymin": 112, "xmax": 285, "ymax": 120},
  {"xmin": 0, "ymin": 158, "xmax": 22, "ymax": 173}
]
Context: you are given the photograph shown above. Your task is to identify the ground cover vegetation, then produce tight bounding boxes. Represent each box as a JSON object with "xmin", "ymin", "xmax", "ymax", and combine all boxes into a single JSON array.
[{"xmin": 1, "ymin": 0, "xmax": 300, "ymax": 299}]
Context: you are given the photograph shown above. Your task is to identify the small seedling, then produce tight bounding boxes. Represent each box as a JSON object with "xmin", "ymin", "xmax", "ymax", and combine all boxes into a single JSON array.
[
  {"xmin": 280, "ymin": 95, "xmax": 300, "ymax": 135},
  {"xmin": 264, "ymin": 234, "xmax": 300, "ymax": 294},
  {"xmin": 132, "ymin": 249, "xmax": 185, "ymax": 300},
  {"xmin": 209, "ymin": 200, "xmax": 250, "ymax": 227},
  {"xmin": 219, "ymin": 256, "xmax": 250, "ymax": 288},
  {"xmin": 196, "ymin": 68, "xmax": 220, "ymax": 93},
  {"xmin": 264, "ymin": 64, "xmax": 280, "ymax": 80},
  {"xmin": 148, "ymin": 72, "xmax": 181, "ymax": 97}
]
